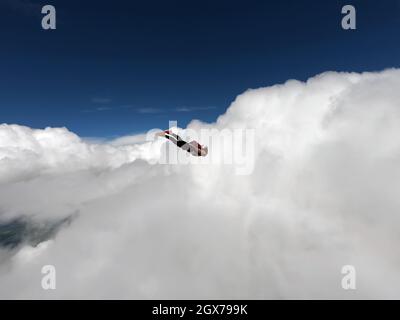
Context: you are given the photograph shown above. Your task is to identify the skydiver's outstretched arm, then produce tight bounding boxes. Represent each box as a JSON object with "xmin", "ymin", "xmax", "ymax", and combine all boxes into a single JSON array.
[{"xmin": 157, "ymin": 130, "xmax": 188, "ymax": 148}]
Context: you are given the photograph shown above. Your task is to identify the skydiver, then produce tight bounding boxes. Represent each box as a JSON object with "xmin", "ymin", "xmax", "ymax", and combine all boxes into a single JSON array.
[{"xmin": 156, "ymin": 130, "xmax": 208, "ymax": 157}]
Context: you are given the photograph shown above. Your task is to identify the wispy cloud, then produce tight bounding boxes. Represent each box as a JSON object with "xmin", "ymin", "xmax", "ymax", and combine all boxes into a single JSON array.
[
  {"xmin": 82, "ymin": 105, "xmax": 216, "ymax": 114},
  {"xmin": 96, "ymin": 106, "xmax": 112, "ymax": 111},
  {"xmin": 91, "ymin": 97, "xmax": 112, "ymax": 104},
  {"xmin": 82, "ymin": 106, "xmax": 113, "ymax": 113},
  {"xmin": 174, "ymin": 106, "xmax": 216, "ymax": 112},
  {"xmin": 136, "ymin": 106, "xmax": 216, "ymax": 114},
  {"xmin": 137, "ymin": 107, "xmax": 164, "ymax": 114},
  {"xmin": 82, "ymin": 97, "xmax": 113, "ymax": 112}
]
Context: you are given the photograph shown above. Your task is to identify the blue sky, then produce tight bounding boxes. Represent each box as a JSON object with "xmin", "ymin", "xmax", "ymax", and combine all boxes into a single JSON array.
[{"xmin": 1, "ymin": 0, "xmax": 400, "ymax": 137}]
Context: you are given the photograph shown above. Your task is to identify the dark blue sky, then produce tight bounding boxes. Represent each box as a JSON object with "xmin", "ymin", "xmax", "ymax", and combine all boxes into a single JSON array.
[{"xmin": 1, "ymin": 0, "xmax": 400, "ymax": 137}]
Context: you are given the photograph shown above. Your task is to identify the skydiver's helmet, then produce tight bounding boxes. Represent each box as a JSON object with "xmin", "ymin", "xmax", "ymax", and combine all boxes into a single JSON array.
[{"xmin": 200, "ymin": 145, "xmax": 208, "ymax": 157}]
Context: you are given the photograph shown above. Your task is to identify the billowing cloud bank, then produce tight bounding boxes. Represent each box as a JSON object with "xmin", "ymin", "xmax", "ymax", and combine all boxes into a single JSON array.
[{"xmin": 1, "ymin": 69, "xmax": 400, "ymax": 299}]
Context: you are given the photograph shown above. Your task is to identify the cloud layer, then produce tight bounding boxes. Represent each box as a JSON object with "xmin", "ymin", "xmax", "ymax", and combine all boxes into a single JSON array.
[{"xmin": 1, "ymin": 69, "xmax": 400, "ymax": 299}]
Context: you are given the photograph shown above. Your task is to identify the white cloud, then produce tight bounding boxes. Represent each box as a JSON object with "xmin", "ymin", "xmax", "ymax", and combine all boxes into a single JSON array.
[{"xmin": 1, "ymin": 69, "xmax": 400, "ymax": 299}]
